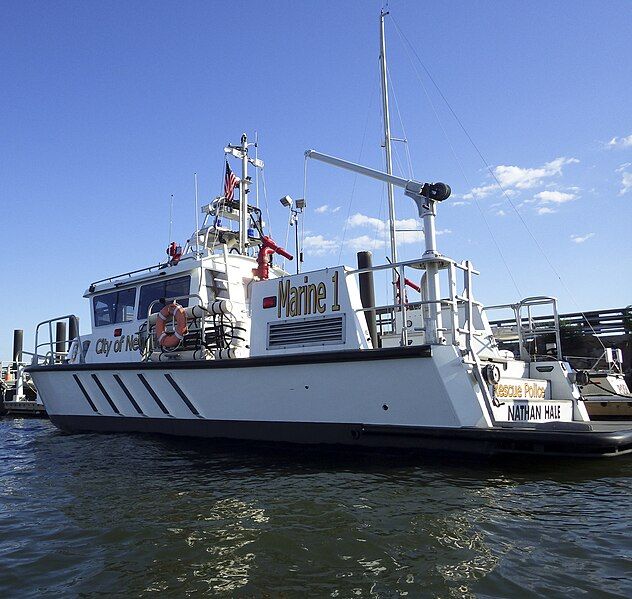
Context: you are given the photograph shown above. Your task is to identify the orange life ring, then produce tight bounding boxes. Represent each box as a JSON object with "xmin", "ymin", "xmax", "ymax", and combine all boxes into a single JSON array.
[{"xmin": 155, "ymin": 303, "xmax": 188, "ymax": 348}]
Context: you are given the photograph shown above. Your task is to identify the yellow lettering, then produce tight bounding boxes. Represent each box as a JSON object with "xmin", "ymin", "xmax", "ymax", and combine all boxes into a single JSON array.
[
  {"xmin": 278, "ymin": 280, "xmax": 290, "ymax": 318},
  {"xmin": 316, "ymin": 283, "xmax": 326, "ymax": 313}
]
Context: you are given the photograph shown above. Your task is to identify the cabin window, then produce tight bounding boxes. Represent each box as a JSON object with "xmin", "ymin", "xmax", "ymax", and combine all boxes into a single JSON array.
[
  {"xmin": 137, "ymin": 276, "xmax": 191, "ymax": 319},
  {"xmin": 93, "ymin": 288, "xmax": 137, "ymax": 327}
]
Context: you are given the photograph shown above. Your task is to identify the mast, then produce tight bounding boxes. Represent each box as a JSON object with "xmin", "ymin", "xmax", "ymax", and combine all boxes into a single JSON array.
[
  {"xmin": 379, "ymin": 10, "xmax": 399, "ymax": 304},
  {"xmin": 239, "ymin": 133, "xmax": 249, "ymax": 254}
]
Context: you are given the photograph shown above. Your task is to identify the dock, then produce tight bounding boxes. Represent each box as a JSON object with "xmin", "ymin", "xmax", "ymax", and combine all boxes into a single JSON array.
[{"xmin": 1, "ymin": 329, "xmax": 48, "ymax": 418}]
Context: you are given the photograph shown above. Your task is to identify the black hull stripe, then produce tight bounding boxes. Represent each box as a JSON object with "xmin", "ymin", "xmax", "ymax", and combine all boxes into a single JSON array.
[
  {"xmin": 164, "ymin": 374, "xmax": 200, "ymax": 416},
  {"xmin": 72, "ymin": 374, "xmax": 99, "ymax": 413},
  {"xmin": 46, "ymin": 415, "xmax": 632, "ymax": 458},
  {"xmin": 91, "ymin": 374, "xmax": 120, "ymax": 415},
  {"xmin": 113, "ymin": 374, "xmax": 144, "ymax": 415},
  {"xmin": 137, "ymin": 374, "xmax": 170, "ymax": 415},
  {"xmin": 27, "ymin": 345, "xmax": 431, "ymax": 373}
]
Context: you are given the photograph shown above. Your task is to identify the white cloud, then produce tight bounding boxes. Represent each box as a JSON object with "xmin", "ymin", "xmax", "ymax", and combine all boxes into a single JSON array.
[
  {"xmin": 620, "ymin": 171, "xmax": 632, "ymax": 196},
  {"xmin": 536, "ymin": 207, "xmax": 556, "ymax": 215},
  {"xmin": 347, "ymin": 212, "xmax": 387, "ymax": 232},
  {"xmin": 302, "ymin": 235, "xmax": 338, "ymax": 256},
  {"xmin": 345, "ymin": 235, "xmax": 386, "ymax": 251},
  {"xmin": 314, "ymin": 204, "xmax": 341, "ymax": 214},
  {"xmin": 607, "ymin": 134, "xmax": 632, "ymax": 149},
  {"xmin": 494, "ymin": 157, "xmax": 579, "ymax": 190},
  {"xmin": 495, "ymin": 209, "xmax": 507, "ymax": 217},
  {"xmin": 345, "ymin": 212, "xmax": 450, "ymax": 248},
  {"xmin": 616, "ymin": 162, "xmax": 631, "ymax": 173},
  {"xmin": 397, "ymin": 230, "xmax": 424, "ymax": 244},
  {"xmin": 570, "ymin": 233, "xmax": 595, "ymax": 244},
  {"xmin": 462, "ymin": 156, "xmax": 579, "ymax": 201},
  {"xmin": 533, "ymin": 190, "xmax": 577, "ymax": 204},
  {"xmin": 463, "ymin": 183, "xmax": 499, "ymax": 200}
]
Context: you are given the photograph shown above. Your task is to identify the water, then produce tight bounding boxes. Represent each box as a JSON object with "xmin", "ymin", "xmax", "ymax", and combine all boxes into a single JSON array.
[{"xmin": 1, "ymin": 418, "xmax": 631, "ymax": 598}]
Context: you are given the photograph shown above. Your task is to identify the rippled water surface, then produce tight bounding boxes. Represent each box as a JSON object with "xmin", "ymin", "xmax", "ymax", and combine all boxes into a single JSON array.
[{"xmin": 1, "ymin": 418, "xmax": 631, "ymax": 598}]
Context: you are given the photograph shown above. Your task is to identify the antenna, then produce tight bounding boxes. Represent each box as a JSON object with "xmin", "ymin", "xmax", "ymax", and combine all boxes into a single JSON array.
[
  {"xmin": 168, "ymin": 194, "xmax": 174, "ymax": 244},
  {"xmin": 380, "ymin": 9, "xmax": 399, "ymax": 306},
  {"xmin": 255, "ymin": 131, "xmax": 260, "ymax": 209},
  {"xmin": 194, "ymin": 172, "xmax": 200, "ymax": 255}
]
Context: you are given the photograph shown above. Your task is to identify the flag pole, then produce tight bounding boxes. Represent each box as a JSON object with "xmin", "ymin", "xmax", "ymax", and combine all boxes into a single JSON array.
[{"xmin": 239, "ymin": 133, "xmax": 249, "ymax": 254}]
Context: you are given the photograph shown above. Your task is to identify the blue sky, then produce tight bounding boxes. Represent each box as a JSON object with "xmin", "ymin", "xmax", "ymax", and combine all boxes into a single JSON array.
[{"xmin": 1, "ymin": 1, "xmax": 631, "ymax": 359}]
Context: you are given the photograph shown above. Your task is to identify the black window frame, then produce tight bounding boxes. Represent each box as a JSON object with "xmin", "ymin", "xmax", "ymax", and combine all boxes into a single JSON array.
[
  {"xmin": 137, "ymin": 275, "xmax": 191, "ymax": 320},
  {"xmin": 93, "ymin": 287, "xmax": 137, "ymax": 328}
]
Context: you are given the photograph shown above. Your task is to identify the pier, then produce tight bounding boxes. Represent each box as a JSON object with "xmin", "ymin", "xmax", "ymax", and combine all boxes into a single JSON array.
[{"xmin": 1, "ymin": 329, "xmax": 46, "ymax": 417}]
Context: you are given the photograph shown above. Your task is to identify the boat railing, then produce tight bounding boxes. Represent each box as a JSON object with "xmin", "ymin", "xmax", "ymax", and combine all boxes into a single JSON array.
[
  {"xmin": 87, "ymin": 255, "xmax": 200, "ymax": 292},
  {"xmin": 484, "ymin": 296, "xmax": 562, "ymax": 362},
  {"xmin": 32, "ymin": 315, "xmax": 83, "ymax": 366},
  {"xmin": 347, "ymin": 256, "xmax": 482, "ymax": 351},
  {"xmin": 563, "ymin": 351, "xmax": 624, "ymax": 375},
  {"xmin": 145, "ymin": 293, "xmax": 219, "ymax": 359}
]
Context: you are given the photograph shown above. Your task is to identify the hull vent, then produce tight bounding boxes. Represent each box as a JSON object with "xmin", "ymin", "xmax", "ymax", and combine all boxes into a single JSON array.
[{"xmin": 267, "ymin": 315, "xmax": 345, "ymax": 349}]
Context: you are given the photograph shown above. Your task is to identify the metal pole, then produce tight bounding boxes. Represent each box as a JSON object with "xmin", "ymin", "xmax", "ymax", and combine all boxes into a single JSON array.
[
  {"xmin": 305, "ymin": 150, "xmax": 410, "ymax": 189},
  {"xmin": 379, "ymin": 10, "xmax": 399, "ymax": 306},
  {"xmin": 422, "ymin": 198, "xmax": 443, "ymax": 344},
  {"xmin": 254, "ymin": 131, "xmax": 260, "ymax": 209},
  {"xmin": 239, "ymin": 133, "xmax": 249, "ymax": 254},
  {"xmin": 194, "ymin": 173, "xmax": 200, "ymax": 255},
  {"xmin": 293, "ymin": 212, "xmax": 300, "ymax": 274}
]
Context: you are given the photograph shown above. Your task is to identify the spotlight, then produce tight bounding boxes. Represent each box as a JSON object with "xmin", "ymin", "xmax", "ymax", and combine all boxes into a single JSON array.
[{"xmin": 279, "ymin": 195, "xmax": 293, "ymax": 208}]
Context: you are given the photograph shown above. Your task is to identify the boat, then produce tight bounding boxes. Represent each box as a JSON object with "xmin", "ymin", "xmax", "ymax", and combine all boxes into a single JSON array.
[
  {"xmin": 25, "ymin": 12, "xmax": 632, "ymax": 457},
  {"xmin": 574, "ymin": 349, "xmax": 632, "ymax": 420},
  {"xmin": 487, "ymin": 305, "xmax": 632, "ymax": 420},
  {"xmin": 1, "ymin": 330, "xmax": 45, "ymax": 417}
]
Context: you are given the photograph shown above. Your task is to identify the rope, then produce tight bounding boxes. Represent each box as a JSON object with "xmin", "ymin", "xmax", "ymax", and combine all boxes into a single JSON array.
[
  {"xmin": 390, "ymin": 14, "xmax": 522, "ymax": 298},
  {"xmin": 387, "ymin": 67, "xmax": 414, "ymax": 179},
  {"xmin": 337, "ymin": 79, "xmax": 378, "ymax": 263},
  {"xmin": 390, "ymin": 14, "xmax": 607, "ymax": 353}
]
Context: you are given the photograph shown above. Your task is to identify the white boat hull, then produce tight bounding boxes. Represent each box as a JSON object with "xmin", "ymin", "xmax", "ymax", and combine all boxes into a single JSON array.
[{"xmin": 27, "ymin": 347, "xmax": 632, "ymax": 457}]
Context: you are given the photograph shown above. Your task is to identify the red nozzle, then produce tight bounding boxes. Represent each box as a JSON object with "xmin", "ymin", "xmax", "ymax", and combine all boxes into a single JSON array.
[
  {"xmin": 261, "ymin": 235, "xmax": 293, "ymax": 260},
  {"xmin": 404, "ymin": 277, "xmax": 421, "ymax": 293},
  {"xmin": 255, "ymin": 236, "xmax": 293, "ymax": 280}
]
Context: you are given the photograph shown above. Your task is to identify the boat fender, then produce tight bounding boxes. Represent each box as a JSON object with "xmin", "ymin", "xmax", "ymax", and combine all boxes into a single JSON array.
[
  {"xmin": 576, "ymin": 370, "xmax": 591, "ymax": 387},
  {"xmin": 483, "ymin": 364, "xmax": 501, "ymax": 385},
  {"xmin": 155, "ymin": 302, "xmax": 188, "ymax": 348},
  {"xmin": 209, "ymin": 299, "xmax": 233, "ymax": 316},
  {"xmin": 214, "ymin": 347, "xmax": 245, "ymax": 360},
  {"xmin": 185, "ymin": 305, "xmax": 208, "ymax": 319}
]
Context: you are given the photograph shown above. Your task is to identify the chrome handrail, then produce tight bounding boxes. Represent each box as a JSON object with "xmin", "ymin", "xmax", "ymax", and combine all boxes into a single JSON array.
[{"xmin": 32, "ymin": 315, "xmax": 82, "ymax": 366}]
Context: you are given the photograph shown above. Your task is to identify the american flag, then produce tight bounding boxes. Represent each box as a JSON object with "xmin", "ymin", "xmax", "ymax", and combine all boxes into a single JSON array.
[{"xmin": 224, "ymin": 161, "xmax": 239, "ymax": 201}]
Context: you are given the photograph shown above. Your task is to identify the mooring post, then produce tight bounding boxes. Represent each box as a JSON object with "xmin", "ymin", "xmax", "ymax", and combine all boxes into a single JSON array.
[
  {"xmin": 357, "ymin": 251, "xmax": 378, "ymax": 348},
  {"xmin": 12, "ymin": 329, "xmax": 23, "ymax": 364}
]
